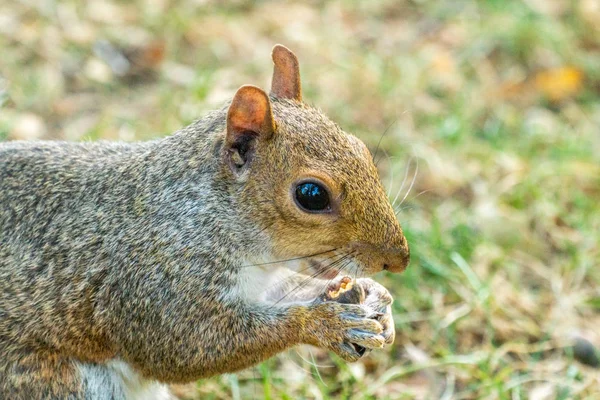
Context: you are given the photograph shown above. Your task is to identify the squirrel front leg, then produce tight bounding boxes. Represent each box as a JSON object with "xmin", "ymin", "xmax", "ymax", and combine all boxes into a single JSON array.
[{"xmin": 119, "ymin": 298, "xmax": 385, "ymax": 382}]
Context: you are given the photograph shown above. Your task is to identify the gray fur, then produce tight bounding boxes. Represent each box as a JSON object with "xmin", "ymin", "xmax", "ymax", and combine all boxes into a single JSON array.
[{"xmin": 0, "ymin": 94, "xmax": 404, "ymax": 398}]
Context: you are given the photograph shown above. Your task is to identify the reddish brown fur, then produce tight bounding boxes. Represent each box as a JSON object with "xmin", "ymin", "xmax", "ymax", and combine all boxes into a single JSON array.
[{"xmin": 271, "ymin": 45, "xmax": 302, "ymax": 101}]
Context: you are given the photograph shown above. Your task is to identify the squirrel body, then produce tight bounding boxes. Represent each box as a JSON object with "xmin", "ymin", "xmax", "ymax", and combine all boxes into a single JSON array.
[{"xmin": 0, "ymin": 46, "xmax": 409, "ymax": 399}]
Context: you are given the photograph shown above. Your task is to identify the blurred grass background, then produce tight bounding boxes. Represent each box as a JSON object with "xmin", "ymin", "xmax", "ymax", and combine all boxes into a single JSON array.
[{"xmin": 1, "ymin": 0, "xmax": 600, "ymax": 398}]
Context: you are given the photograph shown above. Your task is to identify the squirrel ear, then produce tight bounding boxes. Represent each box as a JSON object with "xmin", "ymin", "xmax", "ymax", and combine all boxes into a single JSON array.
[
  {"xmin": 226, "ymin": 85, "xmax": 275, "ymax": 171},
  {"xmin": 270, "ymin": 44, "xmax": 302, "ymax": 101},
  {"xmin": 227, "ymin": 85, "xmax": 275, "ymax": 142}
]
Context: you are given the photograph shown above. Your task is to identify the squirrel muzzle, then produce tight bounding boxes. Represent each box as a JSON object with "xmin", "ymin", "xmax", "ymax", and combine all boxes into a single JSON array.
[
  {"xmin": 349, "ymin": 237, "xmax": 410, "ymax": 274},
  {"xmin": 381, "ymin": 246, "xmax": 410, "ymax": 273}
]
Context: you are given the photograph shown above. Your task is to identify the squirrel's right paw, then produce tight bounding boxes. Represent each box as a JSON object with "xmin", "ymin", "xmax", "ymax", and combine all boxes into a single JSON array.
[{"xmin": 301, "ymin": 302, "xmax": 385, "ymax": 362}]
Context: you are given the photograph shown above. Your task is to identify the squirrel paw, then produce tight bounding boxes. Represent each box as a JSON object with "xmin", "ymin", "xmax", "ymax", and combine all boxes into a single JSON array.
[
  {"xmin": 319, "ymin": 276, "xmax": 395, "ymax": 347},
  {"xmin": 355, "ymin": 278, "xmax": 395, "ymax": 345},
  {"xmin": 303, "ymin": 301, "xmax": 385, "ymax": 362}
]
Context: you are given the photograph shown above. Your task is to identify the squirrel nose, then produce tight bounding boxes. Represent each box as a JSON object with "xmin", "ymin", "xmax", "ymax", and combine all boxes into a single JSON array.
[{"xmin": 381, "ymin": 246, "xmax": 410, "ymax": 273}]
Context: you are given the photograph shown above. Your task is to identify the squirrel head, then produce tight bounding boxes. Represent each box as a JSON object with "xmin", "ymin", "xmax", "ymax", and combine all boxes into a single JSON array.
[{"xmin": 220, "ymin": 45, "xmax": 409, "ymax": 276}]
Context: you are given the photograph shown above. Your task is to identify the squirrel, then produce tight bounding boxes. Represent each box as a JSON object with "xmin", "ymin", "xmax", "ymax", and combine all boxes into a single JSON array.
[{"xmin": 0, "ymin": 45, "xmax": 409, "ymax": 399}]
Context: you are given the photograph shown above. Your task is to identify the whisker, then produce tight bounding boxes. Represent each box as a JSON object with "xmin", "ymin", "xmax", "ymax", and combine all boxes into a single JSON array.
[
  {"xmin": 350, "ymin": 262, "xmax": 358, "ymax": 282},
  {"xmin": 322, "ymin": 259, "xmax": 353, "ymax": 292},
  {"xmin": 254, "ymin": 221, "xmax": 275, "ymax": 237},
  {"xmin": 285, "ymin": 255, "xmax": 352, "ymax": 299},
  {"xmin": 289, "ymin": 251, "xmax": 341, "ymax": 276},
  {"xmin": 271, "ymin": 253, "xmax": 353, "ymax": 306},
  {"xmin": 395, "ymin": 206, "xmax": 416, "ymax": 215},
  {"xmin": 258, "ymin": 252, "xmax": 344, "ymax": 298},
  {"xmin": 391, "ymin": 156, "xmax": 413, "ymax": 207},
  {"xmin": 395, "ymin": 188, "xmax": 432, "ymax": 216},
  {"xmin": 398, "ymin": 158, "xmax": 419, "ymax": 208},
  {"xmin": 373, "ymin": 119, "xmax": 397, "ymax": 167},
  {"xmin": 310, "ymin": 258, "xmax": 352, "ymax": 302},
  {"xmin": 238, "ymin": 248, "xmax": 337, "ymax": 268},
  {"xmin": 386, "ymin": 150, "xmax": 394, "ymax": 199}
]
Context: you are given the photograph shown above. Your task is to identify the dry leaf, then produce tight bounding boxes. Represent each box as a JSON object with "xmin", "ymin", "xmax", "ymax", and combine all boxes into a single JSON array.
[{"xmin": 534, "ymin": 67, "xmax": 584, "ymax": 101}]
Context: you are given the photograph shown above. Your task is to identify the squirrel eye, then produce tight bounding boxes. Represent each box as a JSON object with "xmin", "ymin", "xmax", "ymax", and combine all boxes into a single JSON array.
[{"xmin": 294, "ymin": 181, "xmax": 331, "ymax": 212}]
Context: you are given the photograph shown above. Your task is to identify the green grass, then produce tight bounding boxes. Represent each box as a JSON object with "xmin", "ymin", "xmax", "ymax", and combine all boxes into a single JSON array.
[{"xmin": 1, "ymin": 0, "xmax": 599, "ymax": 398}]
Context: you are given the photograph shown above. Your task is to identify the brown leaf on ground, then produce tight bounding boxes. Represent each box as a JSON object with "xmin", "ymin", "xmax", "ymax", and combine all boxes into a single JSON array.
[{"xmin": 534, "ymin": 67, "xmax": 584, "ymax": 102}]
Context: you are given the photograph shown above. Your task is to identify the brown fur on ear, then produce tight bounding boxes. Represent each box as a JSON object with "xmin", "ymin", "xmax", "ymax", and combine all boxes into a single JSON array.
[
  {"xmin": 227, "ymin": 85, "xmax": 275, "ymax": 145},
  {"xmin": 270, "ymin": 44, "xmax": 302, "ymax": 101}
]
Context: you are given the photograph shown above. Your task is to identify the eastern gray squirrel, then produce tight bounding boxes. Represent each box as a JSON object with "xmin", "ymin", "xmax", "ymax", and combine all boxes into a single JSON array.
[{"xmin": 0, "ymin": 45, "xmax": 409, "ymax": 399}]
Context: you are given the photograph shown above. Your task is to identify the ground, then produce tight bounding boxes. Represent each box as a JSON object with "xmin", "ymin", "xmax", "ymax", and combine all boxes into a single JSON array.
[{"xmin": 1, "ymin": 0, "xmax": 599, "ymax": 398}]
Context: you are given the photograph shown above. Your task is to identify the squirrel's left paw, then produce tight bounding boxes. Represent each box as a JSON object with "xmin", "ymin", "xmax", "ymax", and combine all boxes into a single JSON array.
[
  {"xmin": 301, "ymin": 301, "xmax": 384, "ymax": 362},
  {"xmin": 319, "ymin": 276, "xmax": 395, "ymax": 347},
  {"xmin": 355, "ymin": 278, "xmax": 395, "ymax": 345}
]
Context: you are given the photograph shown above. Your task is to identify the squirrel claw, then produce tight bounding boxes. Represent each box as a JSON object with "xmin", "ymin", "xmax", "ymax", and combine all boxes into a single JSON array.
[
  {"xmin": 330, "ymin": 342, "xmax": 363, "ymax": 362},
  {"xmin": 346, "ymin": 329, "xmax": 385, "ymax": 349},
  {"xmin": 352, "ymin": 344, "xmax": 368, "ymax": 357}
]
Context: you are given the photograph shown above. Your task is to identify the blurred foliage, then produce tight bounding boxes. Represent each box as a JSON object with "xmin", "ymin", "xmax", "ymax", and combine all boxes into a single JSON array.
[{"xmin": 1, "ymin": 0, "xmax": 599, "ymax": 398}]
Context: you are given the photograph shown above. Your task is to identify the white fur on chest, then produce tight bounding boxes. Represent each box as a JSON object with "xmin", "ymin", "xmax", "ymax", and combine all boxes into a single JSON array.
[
  {"xmin": 232, "ymin": 260, "xmax": 299, "ymax": 304},
  {"xmin": 77, "ymin": 359, "xmax": 173, "ymax": 400},
  {"xmin": 108, "ymin": 360, "xmax": 173, "ymax": 400}
]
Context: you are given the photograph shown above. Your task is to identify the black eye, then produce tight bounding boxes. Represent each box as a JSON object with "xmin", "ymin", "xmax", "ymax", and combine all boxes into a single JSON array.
[{"xmin": 294, "ymin": 181, "xmax": 331, "ymax": 212}]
